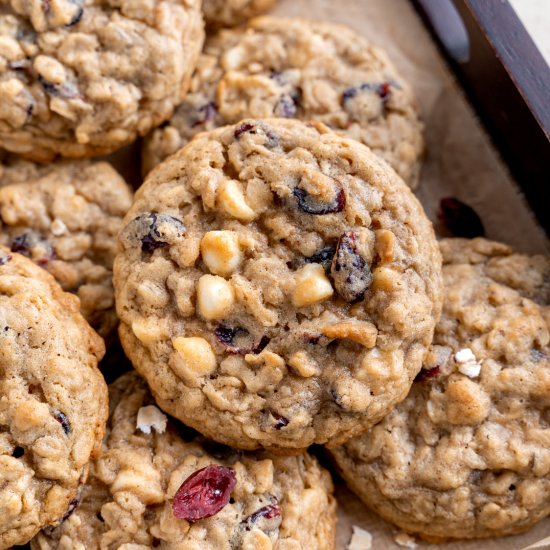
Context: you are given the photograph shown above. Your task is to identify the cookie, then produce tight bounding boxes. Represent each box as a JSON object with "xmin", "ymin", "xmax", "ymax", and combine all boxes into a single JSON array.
[
  {"xmin": 0, "ymin": 158, "xmax": 133, "ymax": 337},
  {"xmin": 142, "ymin": 17, "xmax": 425, "ymax": 189},
  {"xmin": 331, "ymin": 238, "xmax": 550, "ymax": 541},
  {"xmin": 0, "ymin": 248, "xmax": 107, "ymax": 549},
  {"xmin": 31, "ymin": 371, "xmax": 337, "ymax": 550},
  {"xmin": 115, "ymin": 118, "xmax": 442, "ymax": 452},
  {"xmin": 0, "ymin": 0, "xmax": 204, "ymax": 160},
  {"xmin": 203, "ymin": 0, "xmax": 277, "ymax": 28}
]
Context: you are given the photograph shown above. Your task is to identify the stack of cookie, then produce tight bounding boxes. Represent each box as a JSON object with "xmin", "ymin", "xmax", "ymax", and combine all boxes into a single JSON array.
[{"xmin": 0, "ymin": 2, "xmax": 548, "ymax": 549}]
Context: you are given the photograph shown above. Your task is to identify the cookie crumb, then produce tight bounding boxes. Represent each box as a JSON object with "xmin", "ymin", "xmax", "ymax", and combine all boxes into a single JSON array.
[
  {"xmin": 137, "ymin": 405, "xmax": 167, "ymax": 434},
  {"xmin": 347, "ymin": 525, "xmax": 373, "ymax": 550},
  {"xmin": 394, "ymin": 532, "xmax": 417, "ymax": 548},
  {"xmin": 454, "ymin": 348, "xmax": 481, "ymax": 377}
]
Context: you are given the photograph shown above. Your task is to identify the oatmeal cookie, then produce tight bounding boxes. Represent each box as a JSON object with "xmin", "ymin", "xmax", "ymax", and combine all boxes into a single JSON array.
[
  {"xmin": 115, "ymin": 119, "xmax": 442, "ymax": 453},
  {"xmin": 332, "ymin": 238, "xmax": 550, "ymax": 541},
  {"xmin": 0, "ymin": 248, "xmax": 107, "ymax": 549},
  {"xmin": 31, "ymin": 371, "xmax": 337, "ymax": 550},
  {"xmin": 142, "ymin": 17, "xmax": 424, "ymax": 189},
  {"xmin": 0, "ymin": 158, "xmax": 133, "ymax": 336},
  {"xmin": 203, "ymin": 0, "xmax": 277, "ymax": 29},
  {"xmin": 0, "ymin": 0, "xmax": 204, "ymax": 160}
]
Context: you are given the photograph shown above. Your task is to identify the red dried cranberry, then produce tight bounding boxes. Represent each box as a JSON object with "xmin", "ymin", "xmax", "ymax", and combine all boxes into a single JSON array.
[
  {"xmin": 120, "ymin": 213, "xmax": 186, "ymax": 253},
  {"xmin": 294, "ymin": 186, "xmax": 346, "ymax": 215},
  {"xmin": 414, "ymin": 366, "xmax": 440, "ymax": 382},
  {"xmin": 438, "ymin": 198, "xmax": 485, "ymax": 238},
  {"xmin": 234, "ymin": 123, "xmax": 279, "ymax": 148},
  {"xmin": 192, "ymin": 102, "xmax": 217, "ymax": 128},
  {"xmin": 38, "ymin": 75, "xmax": 80, "ymax": 99},
  {"xmin": 331, "ymin": 231, "xmax": 372, "ymax": 302},
  {"xmin": 274, "ymin": 93, "xmax": 299, "ymax": 118},
  {"xmin": 60, "ymin": 497, "xmax": 79, "ymax": 522},
  {"xmin": 242, "ymin": 501, "xmax": 281, "ymax": 529},
  {"xmin": 342, "ymin": 81, "xmax": 397, "ymax": 105},
  {"xmin": 66, "ymin": 5, "xmax": 84, "ymax": 27},
  {"xmin": 214, "ymin": 325, "xmax": 269, "ymax": 355},
  {"xmin": 272, "ymin": 413, "xmax": 289, "ymax": 430},
  {"xmin": 172, "ymin": 465, "xmax": 237, "ymax": 521},
  {"xmin": 11, "ymin": 232, "xmax": 54, "ymax": 265},
  {"xmin": 234, "ymin": 123, "xmax": 255, "ymax": 139},
  {"xmin": 305, "ymin": 245, "xmax": 336, "ymax": 271},
  {"xmin": 54, "ymin": 411, "xmax": 71, "ymax": 435}
]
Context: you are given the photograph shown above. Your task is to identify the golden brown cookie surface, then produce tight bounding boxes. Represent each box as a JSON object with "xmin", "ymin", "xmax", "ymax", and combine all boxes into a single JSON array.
[
  {"xmin": 117, "ymin": 119, "xmax": 442, "ymax": 452},
  {"xmin": 0, "ymin": 248, "xmax": 107, "ymax": 548},
  {"xmin": 31, "ymin": 372, "xmax": 336, "ymax": 550},
  {"xmin": 142, "ymin": 17, "xmax": 424, "ymax": 189},
  {"xmin": 332, "ymin": 238, "xmax": 550, "ymax": 541}
]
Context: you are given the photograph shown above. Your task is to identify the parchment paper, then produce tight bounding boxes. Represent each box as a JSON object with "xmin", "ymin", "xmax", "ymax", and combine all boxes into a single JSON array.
[
  {"xmin": 108, "ymin": 1, "xmax": 550, "ymax": 548},
  {"xmin": 270, "ymin": 1, "xmax": 550, "ymax": 549}
]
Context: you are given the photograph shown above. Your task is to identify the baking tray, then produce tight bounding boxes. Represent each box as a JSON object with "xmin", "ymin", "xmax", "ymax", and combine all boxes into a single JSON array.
[{"xmin": 414, "ymin": 0, "xmax": 550, "ymax": 235}]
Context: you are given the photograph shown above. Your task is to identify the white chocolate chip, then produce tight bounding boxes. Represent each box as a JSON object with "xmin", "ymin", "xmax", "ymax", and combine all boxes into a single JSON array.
[
  {"xmin": 136, "ymin": 405, "xmax": 167, "ymax": 435},
  {"xmin": 50, "ymin": 218, "xmax": 67, "ymax": 236},
  {"xmin": 172, "ymin": 336, "xmax": 217, "ymax": 377},
  {"xmin": 347, "ymin": 526, "xmax": 373, "ymax": 550},
  {"xmin": 454, "ymin": 348, "xmax": 481, "ymax": 378},
  {"xmin": 200, "ymin": 230, "xmax": 242, "ymax": 277},
  {"xmin": 221, "ymin": 46, "xmax": 246, "ymax": 71},
  {"xmin": 292, "ymin": 264, "xmax": 334, "ymax": 307},
  {"xmin": 454, "ymin": 348, "xmax": 476, "ymax": 364},
  {"xmin": 131, "ymin": 318, "xmax": 168, "ymax": 346},
  {"xmin": 394, "ymin": 532, "xmax": 417, "ymax": 548},
  {"xmin": 217, "ymin": 180, "xmax": 256, "ymax": 222},
  {"xmin": 197, "ymin": 274, "xmax": 235, "ymax": 320},
  {"xmin": 458, "ymin": 362, "xmax": 482, "ymax": 378}
]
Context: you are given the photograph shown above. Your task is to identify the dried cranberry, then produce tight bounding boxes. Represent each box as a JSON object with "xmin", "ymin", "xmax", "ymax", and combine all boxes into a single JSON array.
[
  {"xmin": 11, "ymin": 232, "xmax": 54, "ymax": 265},
  {"xmin": 60, "ymin": 497, "xmax": 79, "ymax": 523},
  {"xmin": 172, "ymin": 465, "xmax": 237, "ymax": 521},
  {"xmin": 234, "ymin": 123, "xmax": 279, "ymax": 148},
  {"xmin": 272, "ymin": 413, "xmax": 289, "ymax": 430},
  {"xmin": 234, "ymin": 123, "xmax": 255, "ymax": 139},
  {"xmin": 342, "ymin": 81, "xmax": 398, "ymax": 105},
  {"xmin": 214, "ymin": 325, "xmax": 269, "ymax": 355},
  {"xmin": 192, "ymin": 102, "xmax": 217, "ymax": 128},
  {"xmin": 242, "ymin": 501, "xmax": 281, "ymax": 529},
  {"xmin": 0, "ymin": 253, "xmax": 11, "ymax": 266},
  {"xmin": 438, "ymin": 197, "xmax": 485, "ymax": 238},
  {"xmin": 54, "ymin": 411, "xmax": 71, "ymax": 435},
  {"xmin": 294, "ymin": 186, "xmax": 346, "ymax": 215},
  {"xmin": 214, "ymin": 325, "xmax": 248, "ymax": 349},
  {"xmin": 120, "ymin": 213, "xmax": 186, "ymax": 253},
  {"xmin": 38, "ymin": 75, "xmax": 79, "ymax": 99},
  {"xmin": 414, "ymin": 366, "xmax": 440, "ymax": 382},
  {"xmin": 531, "ymin": 349, "xmax": 547, "ymax": 362},
  {"xmin": 66, "ymin": 5, "xmax": 84, "ymax": 27},
  {"xmin": 330, "ymin": 232, "xmax": 372, "ymax": 302},
  {"xmin": 305, "ymin": 245, "xmax": 336, "ymax": 271},
  {"xmin": 274, "ymin": 93, "xmax": 299, "ymax": 118}
]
